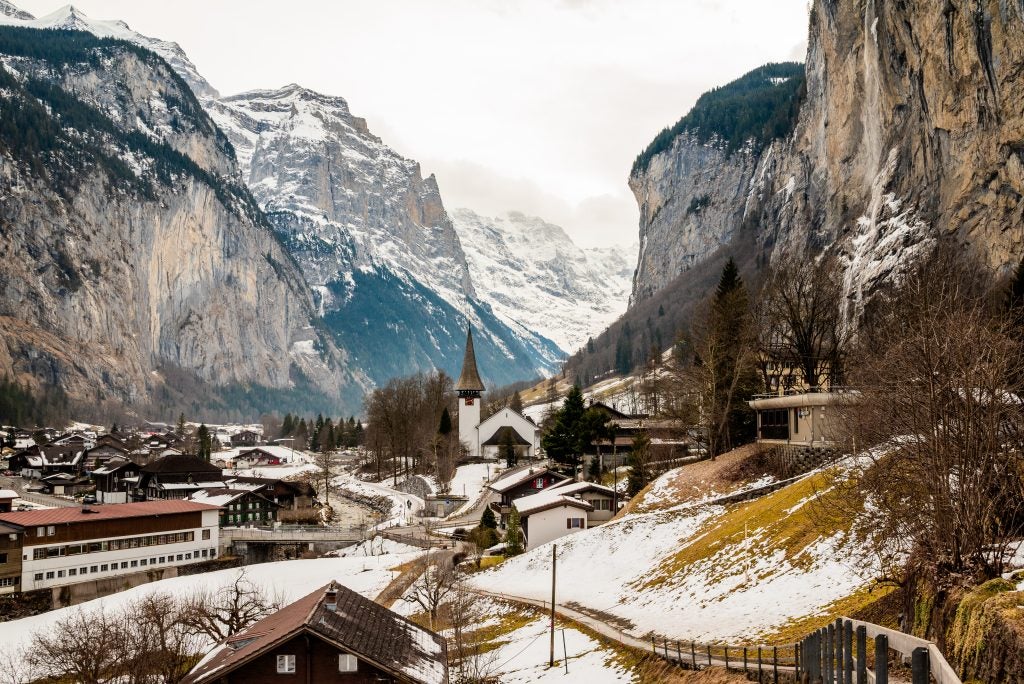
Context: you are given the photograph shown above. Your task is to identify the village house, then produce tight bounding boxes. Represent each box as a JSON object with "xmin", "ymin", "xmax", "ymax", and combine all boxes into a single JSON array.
[
  {"xmin": 183, "ymin": 581, "xmax": 448, "ymax": 684},
  {"xmin": 0, "ymin": 500, "xmax": 220, "ymax": 592},
  {"xmin": 137, "ymin": 454, "xmax": 225, "ymax": 500},
  {"xmin": 546, "ymin": 480, "xmax": 618, "ymax": 522},
  {"xmin": 83, "ymin": 434, "xmax": 130, "ymax": 470},
  {"xmin": 230, "ymin": 429, "xmax": 261, "ymax": 448},
  {"xmin": 0, "ymin": 489, "xmax": 16, "ymax": 513},
  {"xmin": 10, "ymin": 443, "xmax": 87, "ymax": 479},
  {"xmin": 486, "ymin": 466, "xmax": 568, "ymax": 526},
  {"xmin": 189, "ymin": 488, "xmax": 280, "ymax": 527},
  {"xmin": 226, "ymin": 476, "xmax": 316, "ymax": 510},
  {"xmin": 513, "ymin": 489, "xmax": 593, "ymax": 551},
  {"xmin": 37, "ymin": 472, "xmax": 92, "ymax": 496},
  {"xmin": 231, "ymin": 446, "xmax": 296, "ymax": 469},
  {"xmin": 91, "ymin": 456, "xmax": 142, "ymax": 504}
]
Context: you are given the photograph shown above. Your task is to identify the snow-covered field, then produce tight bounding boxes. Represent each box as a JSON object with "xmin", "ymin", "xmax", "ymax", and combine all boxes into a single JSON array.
[
  {"xmin": 0, "ymin": 555, "xmax": 418, "ymax": 666},
  {"xmin": 471, "ymin": 466, "xmax": 874, "ymax": 642},
  {"xmin": 486, "ymin": 617, "xmax": 634, "ymax": 682}
]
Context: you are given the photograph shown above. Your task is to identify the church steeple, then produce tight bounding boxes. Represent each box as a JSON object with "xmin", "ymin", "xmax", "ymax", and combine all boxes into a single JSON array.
[{"xmin": 455, "ymin": 326, "xmax": 485, "ymax": 394}]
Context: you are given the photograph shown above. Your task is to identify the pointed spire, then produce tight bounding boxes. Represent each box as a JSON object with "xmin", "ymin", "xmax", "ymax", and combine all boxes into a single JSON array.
[{"xmin": 455, "ymin": 326, "xmax": 485, "ymax": 392}]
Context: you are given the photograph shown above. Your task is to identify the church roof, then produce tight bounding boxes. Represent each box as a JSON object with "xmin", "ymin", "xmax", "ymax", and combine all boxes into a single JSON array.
[
  {"xmin": 455, "ymin": 327, "xmax": 486, "ymax": 392},
  {"xmin": 481, "ymin": 426, "xmax": 531, "ymax": 447}
]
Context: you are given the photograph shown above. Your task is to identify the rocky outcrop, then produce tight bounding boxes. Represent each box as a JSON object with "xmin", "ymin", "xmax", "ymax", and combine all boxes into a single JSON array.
[
  {"xmin": 0, "ymin": 29, "xmax": 351, "ymax": 414},
  {"xmin": 630, "ymin": 0, "xmax": 1024, "ymax": 317},
  {"xmin": 629, "ymin": 137, "xmax": 760, "ymax": 304}
]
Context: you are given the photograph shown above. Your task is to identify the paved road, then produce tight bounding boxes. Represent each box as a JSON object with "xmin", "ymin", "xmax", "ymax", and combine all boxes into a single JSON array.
[{"xmin": 1, "ymin": 476, "xmax": 79, "ymax": 508}]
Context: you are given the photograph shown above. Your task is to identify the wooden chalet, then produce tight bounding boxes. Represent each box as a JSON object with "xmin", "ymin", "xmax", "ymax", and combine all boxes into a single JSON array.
[
  {"xmin": 137, "ymin": 454, "xmax": 225, "ymax": 500},
  {"xmin": 92, "ymin": 457, "xmax": 142, "ymax": 504},
  {"xmin": 0, "ymin": 521, "xmax": 23, "ymax": 594},
  {"xmin": 183, "ymin": 581, "xmax": 448, "ymax": 684},
  {"xmin": 189, "ymin": 488, "xmax": 280, "ymax": 527},
  {"xmin": 230, "ymin": 430, "xmax": 261, "ymax": 447},
  {"xmin": 486, "ymin": 466, "xmax": 568, "ymax": 525},
  {"xmin": 226, "ymin": 476, "xmax": 316, "ymax": 510}
]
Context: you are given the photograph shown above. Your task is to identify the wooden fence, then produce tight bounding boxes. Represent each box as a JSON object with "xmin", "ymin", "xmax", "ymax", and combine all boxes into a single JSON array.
[{"xmin": 652, "ymin": 617, "xmax": 961, "ymax": 684}]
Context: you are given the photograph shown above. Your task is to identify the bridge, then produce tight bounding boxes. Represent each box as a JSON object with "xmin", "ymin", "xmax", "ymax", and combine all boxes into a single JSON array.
[{"xmin": 220, "ymin": 525, "xmax": 364, "ymax": 560}]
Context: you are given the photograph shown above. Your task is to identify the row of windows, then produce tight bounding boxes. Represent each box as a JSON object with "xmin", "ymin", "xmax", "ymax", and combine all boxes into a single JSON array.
[
  {"xmin": 0, "ymin": 576, "xmax": 19, "ymax": 587},
  {"xmin": 31, "ymin": 529, "xmax": 209, "ymax": 560},
  {"xmin": 32, "ymin": 548, "xmax": 217, "ymax": 582},
  {"xmin": 226, "ymin": 512, "xmax": 271, "ymax": 524},
  {"xmin": 585, "ymin": 499, "xmax": 613, "ymax": 511},
  {"xmin": 275, "ymin": 654, "xmax": 357, "ymax": 674}
]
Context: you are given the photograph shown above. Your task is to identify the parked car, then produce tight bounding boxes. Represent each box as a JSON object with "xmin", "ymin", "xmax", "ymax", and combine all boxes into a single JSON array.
[
  {"xmin": 16, "ymin": 504, "xmax": 31, "ymax": 511},
  {"xmin": 82, "ymin": 494, "xmax": 97, "ymax": 505}
]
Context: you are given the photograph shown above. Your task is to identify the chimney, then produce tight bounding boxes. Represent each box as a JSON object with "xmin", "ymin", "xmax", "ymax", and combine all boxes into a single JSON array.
[{"xmin": 324, "ymin": 585, "xmax": 338, "ymax": 612}]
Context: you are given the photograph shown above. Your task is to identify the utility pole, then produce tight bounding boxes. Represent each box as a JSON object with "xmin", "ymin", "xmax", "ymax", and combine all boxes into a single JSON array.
[{"xmin": 549, "ymin": 543, "xmax": 557, "ymax": 667}]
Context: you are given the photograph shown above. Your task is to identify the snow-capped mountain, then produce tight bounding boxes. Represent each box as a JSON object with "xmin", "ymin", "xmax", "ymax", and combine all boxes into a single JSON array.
[
  {"xmin": 453, "ymin": 209, "xmax": 633, "ymax": 354},
  {"xmin": 205, "ymin": 84, "xmax": 563, "ymax": 386},
  {"xmin": 0, "ymin": 4, "xmax": 218, "ymax": 98}
]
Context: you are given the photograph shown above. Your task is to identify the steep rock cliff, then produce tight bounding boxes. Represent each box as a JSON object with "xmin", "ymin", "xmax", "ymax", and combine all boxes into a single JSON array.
[
  {"xmin": 0, "ymin": 27, "xmax": 353, "ymax": 415},
  {"xmin": 629, "ymin": 1, "xmax": 1024, "ymax": 320}
]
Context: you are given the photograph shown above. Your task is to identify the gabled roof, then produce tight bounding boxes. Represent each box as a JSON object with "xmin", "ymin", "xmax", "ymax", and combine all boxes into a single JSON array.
[
  {"xmin": 487, "ymin": 467, "xmax": 568, "ymax": 494},
  {"xmin": 547, "ymin": 480, "xmax": 617, "ymax": 497},
  {"xmin": 513, "ymin": 490, "xmax": 594, "ymax": 516},
  {"xmin": 184, "ymin": 582, "xmax": 447, "ymax": 684},
  {"xmin": 481, "ymin": 426, "xmax": 531, "ymax": 447},
  {"xmin": 455, "ymin": 327, "xmax": 485, "ymax": 392},
  {"xmin": 189, "ymin": 488, "xmax": 279, "ymax": 508}
]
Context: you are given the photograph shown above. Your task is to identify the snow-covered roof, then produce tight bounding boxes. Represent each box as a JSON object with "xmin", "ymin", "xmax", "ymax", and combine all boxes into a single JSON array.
[
  {"xmin": 236, "ymin": 446, "xmax": 299, "ymax": 462},
  {"xmin": 547, "ymin": 480, "xmax": 616, "ymax": 497},
  {"xmin": 488, "ymin": 467, "xmax": 567, "ymax": 494},
  {"xmin": 514, "ymin": 490, "xmax": 593, "ymax": 516},
  {"xmin": 0, "ymin": 489, "xmax": 17, "ymax": 499}
]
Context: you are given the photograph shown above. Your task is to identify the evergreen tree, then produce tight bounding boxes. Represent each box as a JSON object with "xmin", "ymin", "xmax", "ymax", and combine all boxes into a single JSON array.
[
  {"xmin": 281, "ymin": 413, "xmax": 294, "ymax": 437},
  {"xmin": 586, "ymin": 453, "xmax": 602, "ymax": 482},
  {"xmin": 508, "ymin": 391, "xmax": 523, "ymax": 413},
  {"xmin": 586, "ymin": 337, "xmax": 595, "ymax": 354},
  {"xmin": 295, "ymin": 418, "xmax": 309, "ymax": 450},
  {"xmin": 658, "ymin": 304, "xmax": 665, "ymax": 317},
  {"xmin": 110, "ymin": 422, "xmax": 118, "ymax": 434},
  {"xmin": 176, "ymin": 412, "xmax": 186, "ymax": 436},
  {"xmin": 353, "ymin": 420, "xmax": 364, "ymax": 446},
  {"xmin": 505, "ymin": 508, "xmax": 524, "ymax": 556},
  {"xmin": 481, "ymin": 506, "xmax": 497, "ymax": 530},
  {"xmin": 626, "ymin": 430, "xmax": 652, "ymax": 497},
  {"xmin": 541, "ymin": 386, "xmax": 608, "ymax": 478},
  {"xmin": 438, "ymin": 407, "xmax": 453, "ymax": 436},
  {"xmin": 196, "ymin": 424, "xmax": 212, "ymax": 461}
]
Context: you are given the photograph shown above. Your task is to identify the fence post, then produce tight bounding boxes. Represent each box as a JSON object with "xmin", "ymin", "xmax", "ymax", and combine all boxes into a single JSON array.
[
  {"xmin": 707, "ymin": 643, "xmax": 712, "ymax": 667},
  {"xmin": 758, "ymin": 645, "xmax": 763, "ymax": 680},
  {"xmin": 826, "ymin": 624, "xmax": 835, "ymax": 683},
  {"xmin": 874, "ymin": 634, "xmax": 888, "ymax": 684},
  {"xmin": 652, "ymin": 635, "xmax": 657, "ymax": 655},
  {"xmin": 724, "ymin": 645, "xmax": 729, "ymax": 670},
  {"xmin": 911, "ymin": 647, "xmax": 929, "ymax": 684},
  {"xmin": 835, "ymin": 619, "xmax": 844, "ymax": 684},
  {"xmin": 691, "ymin": 641, "xmax": 696, "ymax": 669},
  {"xmin": 843, "ymin": 621, "xmax": 853, "ymax": 684},
  {"xmin": 855, "ymin": 626, "xmax": 866, "ymax": 684},
  {"xmin": 676, "ymin": 640, "xmax": 682, "ymax": 664},
  {"xmin": 795, "ymin": 640, "xmax": 801, "ymax": 679},
  {"xmin": 744, "ymin": 646, "xmax": 748, "ymax": 673},
  {"xmin": 664, "ymin": 638, "xmax": 670, "ymax": 660},
  {"xmin": 819, "ymin": 629, "xmax": 827, "ymax": 683},
  {"xmin": 773, "ymin": 645, "xmax": 778, "ymax": 684}
]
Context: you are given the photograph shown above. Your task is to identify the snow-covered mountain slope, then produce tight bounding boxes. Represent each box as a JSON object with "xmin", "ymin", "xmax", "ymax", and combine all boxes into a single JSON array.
[
  {"xmin": 453, "ymin": 209, "xmax": 633, "ymax": 354},
  {"xmin": 0, "ymin": 4, "xmax": 219, "ymax": 98},
  {"xmin": 206, "ymin": 85, "xmax": 563, "ymax": 385}
]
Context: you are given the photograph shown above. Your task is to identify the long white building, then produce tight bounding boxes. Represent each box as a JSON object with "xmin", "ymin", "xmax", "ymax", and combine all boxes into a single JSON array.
[{"xmin": 0, "ymin": 500, "xmax": 220, "ymax": 592}]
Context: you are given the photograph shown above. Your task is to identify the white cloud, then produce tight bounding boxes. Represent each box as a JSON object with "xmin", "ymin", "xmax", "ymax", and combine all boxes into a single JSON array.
[{"xmin": 17, "ymin": 0, "xmax": 811, "ymax": 248}]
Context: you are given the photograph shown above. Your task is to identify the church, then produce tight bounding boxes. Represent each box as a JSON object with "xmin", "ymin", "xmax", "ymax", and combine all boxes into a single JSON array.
[{"xmin": 456, "ymin": 327, "xmax": 541, "ymax": 460}]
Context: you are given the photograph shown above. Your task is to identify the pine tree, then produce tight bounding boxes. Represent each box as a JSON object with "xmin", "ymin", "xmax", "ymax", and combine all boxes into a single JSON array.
[
  {"xmin": 481, "ymin": 506, "xmax": 497, "ymax": 530},
  {"xmin": 353, "ymin": 421, "xmax": 364, "ymax": 446},
  {"xmin": 281, "ymin": 413, "xmax": 294, "ymax": 437},
  {"xmin": 509, "ymin": 391, "xmax": 523, "ymax": 413},
  {"xmin": 176, "ymin": 412, "xmax": 186, "ymax": 436},
  {"xmin": 505, "ymin": 508, "xmax": 524, "ymax": 556},
  {"xmin": 626, "ymin": 430, "xmax": 652, "ymax": 497},
  {"xmin": 438, "ymin": 407, "xmax": 452, "ymax": 436},
  {"xmin": 541, "ymin": 385, "xmax": 608, "ymax": 478},
  {"xmin": 196, "ymin": 424, "xmax": 212, "ymax": 461}
]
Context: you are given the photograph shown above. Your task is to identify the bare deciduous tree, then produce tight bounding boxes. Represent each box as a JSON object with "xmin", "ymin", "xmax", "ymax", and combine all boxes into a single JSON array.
[
  {"xmin": 447, "ymin": 584, "xmax": 498, "ymax": 684},
  {"xmin": 843, "ymin": 247, "xmax": 1024, "ymax": 587},
  {"xmin": 180, "ymin": 569, "xmax": 282, "ymax": 642},
  {"xmin": 25, "ymin": 605, "xmax": 124, "ymax": 684},
  {"xmin": 404, "ymin": 554, "xmax": 458, "ymax": 628}
]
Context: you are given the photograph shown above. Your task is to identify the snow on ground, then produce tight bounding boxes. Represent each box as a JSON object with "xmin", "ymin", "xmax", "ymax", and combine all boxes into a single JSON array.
[
  {"xmin": 0, "ymin": 555, "xmax": 418, "ymax": 666},
  {"xmin": 332, "ymin": 472, "xmax": 425, "ymax": 526},
  {"xmin": 331, "ymin": 535, "xmax": 421, "ymax": 557},
  {"xmin": 471, "ymin": 467, "xmax": 874, "ymax": 642},
  {"xmin": 486, "ymin": 617, "xmax": 634, "ymax": 682}
]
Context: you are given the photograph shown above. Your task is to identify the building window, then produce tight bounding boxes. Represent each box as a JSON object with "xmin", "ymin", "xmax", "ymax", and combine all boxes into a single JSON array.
[
  {"xmin": 159, "ymin": 557, "xmax": 165, "ymax": 564},
  {"xmin": 101, "ymin": 564, "xmax": 109, "ymax": 571},
  {"xmin": 566, "ymin": 518, "xmax": 584, "ymax": 529},
  {"xmin": 36, "ymin": 527, "xmax": 44, "ymax": 537},
  {"xmin": 0, "ymin": 577, "xmax": 18, "ymax": 587},
  {"xmin": 57, "ymin": 570, "xmax": 64, "ymax": 578},
  {"xmin": 141, "ymin": 559, "xmax": 147, "ymax": 566},
  {"xmin": 90, "ymin": 566, "xmax": 98, "ymax": 573},
  {"xmin": 121, "ymin": 562, "xmax": 128, "ymax": 569},
  {"xmin": 45, "ymin": 571, "xmax": 54, "ymax": 579},
  {"xmin": 131, "ymin": 560, "xmax": 138, "ymax": 568},
  {"xmin": 338, "ymin": 654, "xmax": 358, "ymax": 672},
  {"xmin": 202, "ymin": 529, "xmax": 211, "ymax": 540},
  {"xmin": 0, "ymin": 552, "xmax": 6, "ymax": 564},
  {"xmin": 68, "ymin": 569, "xmax": 76, "ymax": 577},
  {"xmin": 34, "ymin": 573, "xmax": 43, "ymax": 581},
  {"xmin": 47, "ymin": 526, "xmax": 55, "ymax": 536},
  {"xmin": 80, "ymin": 567, "xmax": 87, "ymax": 574},
  {"xmin": 276, "ymin": 654, "xmax": 296, "ymax": 674},
  {"xmin": 534, "ymin": 477, "xmax": 544, "ymax": 489}
]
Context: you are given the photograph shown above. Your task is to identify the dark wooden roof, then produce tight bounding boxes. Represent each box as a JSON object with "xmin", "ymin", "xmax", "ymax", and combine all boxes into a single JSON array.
[
  {"xmin": 481, "ymin": 426, "xmax": 531, "ymax": 447},
  {"xmin": 141, "ymin": 454, "xmax": 221, "ymax": 475},
  {"xmin": 184, "ymin": 582, "xmax": 448, "ymax": 684},
  {"xmin": 455, "ymin": 327, "xmax": 485, "ymax": 392}
]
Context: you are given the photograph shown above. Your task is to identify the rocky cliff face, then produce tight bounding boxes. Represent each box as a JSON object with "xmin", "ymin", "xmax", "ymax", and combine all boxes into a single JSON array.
[
  {"xmin": 207, "ymin": 86, "xmax": 563, "ymax": 386},
  {"xmin": 0, "ymin": 27, "xmax": 352, "ymax": 415},
  {"xmin": 630, "ymin": 0, "xmax": 1024, "ymax": 318},
  {"xmin": 453, "ymin": 209, "xmax": 633, "ymax": 353},
  {"xmin": 629, "ymin": 137, "xmax": 760, "ymax": 303}
]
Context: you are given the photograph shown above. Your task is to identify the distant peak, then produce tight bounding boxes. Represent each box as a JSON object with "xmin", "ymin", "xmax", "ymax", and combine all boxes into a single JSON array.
[{"xmin": 0, "ymin": 0, "xmax": 34, "ymax": 20}]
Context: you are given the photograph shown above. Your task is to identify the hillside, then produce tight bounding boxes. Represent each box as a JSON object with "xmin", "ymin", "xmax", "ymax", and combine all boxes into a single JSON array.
[{"xmin": 470, "ymin": 455, "xmax": 887, "ymax": 643}]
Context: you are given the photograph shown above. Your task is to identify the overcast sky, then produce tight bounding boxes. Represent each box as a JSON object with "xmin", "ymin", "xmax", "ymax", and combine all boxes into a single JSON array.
[{"xmin": 19, "ymin": 0, "xmax": 810, "ymax": 248}]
